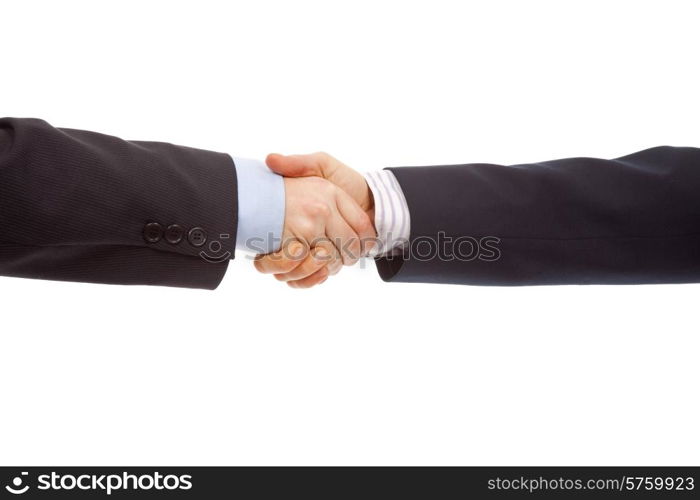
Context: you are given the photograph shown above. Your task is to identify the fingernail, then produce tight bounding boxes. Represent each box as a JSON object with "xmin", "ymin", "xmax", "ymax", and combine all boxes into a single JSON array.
[
  {"xmin": 289, "ymin": 242, "xmax": 303, "ymax": 258},
  {"xmin": 314, "ymin": 248, "xmax": 329, "ymax": 261}
]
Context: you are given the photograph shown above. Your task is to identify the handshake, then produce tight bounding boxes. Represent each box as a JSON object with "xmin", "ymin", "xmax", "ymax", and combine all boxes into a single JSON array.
[
  {"xmin": 253, "ymin": 152, "xmax": 377, "ymax": 289},
  {"xmin": 3, "ymin": 118, "xmax": 692, "ymax": 290}
]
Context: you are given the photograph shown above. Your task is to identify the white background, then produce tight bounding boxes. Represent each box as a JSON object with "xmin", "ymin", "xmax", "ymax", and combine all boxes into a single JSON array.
[{"xmin": 1, "ymin": 0, "xmax": 699, "ymax": 465}]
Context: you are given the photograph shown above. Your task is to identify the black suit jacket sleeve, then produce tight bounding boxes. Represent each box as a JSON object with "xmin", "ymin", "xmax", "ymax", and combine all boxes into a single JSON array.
[
  {"xmin": 375, "ymin": 146, "xmax": 700, "ymax": 285},
  {"xmin": 0, "ymin": 118, "xmax": 238, "ymax": 289}
]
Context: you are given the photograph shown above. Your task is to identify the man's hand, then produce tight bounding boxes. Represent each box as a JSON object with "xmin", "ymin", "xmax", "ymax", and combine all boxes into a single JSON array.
[
  {"xmin": 255, "ymin": 153, "xmax": 375, "ymax": 288},
  {"xmin": 267, "ymin": 152, "xmax": 374, "ymax": 216},
  {"xmin": 254, "ymin": 173, "xmax": 374, "ymax": 288}
]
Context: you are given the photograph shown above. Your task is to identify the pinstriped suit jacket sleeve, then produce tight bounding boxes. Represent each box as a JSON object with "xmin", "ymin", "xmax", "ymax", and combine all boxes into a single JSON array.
[
  {"xmin": 371, "ymin": 147, "xmax": 700, "ymax": 285},
  {"xmin": 0, "ymin": 118, "xmax": 238, "ymax": 289}
]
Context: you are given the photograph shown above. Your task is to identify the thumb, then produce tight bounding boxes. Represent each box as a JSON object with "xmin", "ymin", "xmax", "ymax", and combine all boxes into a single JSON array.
[{"xmin": 265, "ymin": 153, "xmax": 325, "ymax": 177}]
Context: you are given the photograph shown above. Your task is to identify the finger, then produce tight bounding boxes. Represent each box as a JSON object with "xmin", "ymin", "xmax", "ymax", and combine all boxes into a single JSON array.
[
  {"xmin": 274, "ymin": 245, "xmax": 334, "ymax": 282},
  {"xmin": 313, "ymin": 241, "xmax": 343, "ymax": 276},
  {"xmin": 327, "ymin": 254, "xmax": 343, "ymax": 275},
  {"xmin": 335, "ymin": 187, "xmax": 377, "ymax": 256},
  {"xmin": 266, "ymin": 152, "xmax": 334, "ymax": 178},
  {"xmin": 322, "ymin": 243, "xmax": 343, "ymax": 276},
  {"xmin": 324, "ymin": 208, "xmax": 362, "ymax": 266},
  {"xmin": 254, "ymin": 240, "xmax": 307, "ymax": 274},
  {"xmin": 275, "ymin": 240, "xmax": 342, "ymax": 281},
  {"xmin": 315, "ymin": 240, "xmax": 343, "ymax": 275},
  {"xmin": 287, "ymin": 266, "xmax": 330, "ymax": 289}
]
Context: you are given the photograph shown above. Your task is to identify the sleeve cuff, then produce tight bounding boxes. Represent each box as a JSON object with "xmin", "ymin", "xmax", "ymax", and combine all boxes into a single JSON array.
[
  {"xmin": 365, "ymin": 169, "xmax": 411, "ymax": 256},
  {"xmin": 233, "ymin": 157, "xmax": 285, "ymax": 254}
]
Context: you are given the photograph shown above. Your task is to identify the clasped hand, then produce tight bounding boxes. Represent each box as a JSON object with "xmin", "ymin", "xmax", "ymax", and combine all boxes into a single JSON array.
[{"xmin": 254, "ymin": 153, "xmax": 375, "ymax": 288}]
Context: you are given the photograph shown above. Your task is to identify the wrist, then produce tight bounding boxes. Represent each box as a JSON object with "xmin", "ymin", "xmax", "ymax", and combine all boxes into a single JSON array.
[{"xmin": 363, "ymin": 180, "xmax": 375, "ymax": 230}]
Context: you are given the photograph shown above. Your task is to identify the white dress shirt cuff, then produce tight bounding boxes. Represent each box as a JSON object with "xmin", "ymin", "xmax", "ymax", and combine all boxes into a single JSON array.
[{"xmin": 364, "ymin": 170, "xmax": 411, "ymax": 256}]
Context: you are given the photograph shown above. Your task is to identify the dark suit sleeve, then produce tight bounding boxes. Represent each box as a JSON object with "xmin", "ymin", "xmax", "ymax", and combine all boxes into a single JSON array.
[
  {"xmin": 375, "ymin": 146, "xmax": 700, "ymax": 285},
  {"xmin": 0, "ymin": 118, "xmax": 238, "ymax": 289}
]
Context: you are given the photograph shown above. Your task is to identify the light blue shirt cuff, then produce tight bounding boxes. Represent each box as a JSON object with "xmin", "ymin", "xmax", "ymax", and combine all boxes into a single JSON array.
[{"xmin": 233, "ymin": 157, "xmax": 285, "ymax": 254}]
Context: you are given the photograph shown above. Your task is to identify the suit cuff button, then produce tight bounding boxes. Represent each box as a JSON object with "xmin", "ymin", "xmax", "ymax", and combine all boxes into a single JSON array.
[
  {"xmin": 143, "ymin": 222, "xmax": 163, "ymax": 244},
  {"xmin": 188, "ymin": 227, "xmax": 207, "ymax": 247},
  {"xmin": 165, "ymin": 224, "xmax": 185, "ymax": 244}
]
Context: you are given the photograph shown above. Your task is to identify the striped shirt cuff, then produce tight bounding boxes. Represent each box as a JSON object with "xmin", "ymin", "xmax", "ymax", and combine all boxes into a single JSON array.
[{"xmin": 364, "ymin": 170, "xmax": 411, "ymax": 256}]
